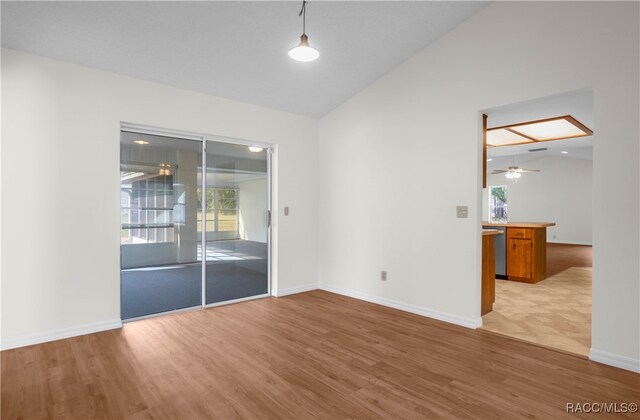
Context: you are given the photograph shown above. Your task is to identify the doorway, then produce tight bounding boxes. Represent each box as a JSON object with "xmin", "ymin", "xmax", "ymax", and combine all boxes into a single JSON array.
[
  {"xmin": 479, "ymin": 89, "xmax": 594, "ymax": 357},
  {"xmin": 120, "ymin": 127, "xmax": 271, "ymax": 321}
]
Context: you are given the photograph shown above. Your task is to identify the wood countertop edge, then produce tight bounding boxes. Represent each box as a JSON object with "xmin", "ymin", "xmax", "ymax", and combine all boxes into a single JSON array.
[
  {"xmin": 482, "ymin": 229, "xmax": 504, "ymax": 236},
  {"xmin": 482, "ymin": 222, "xmax": 556, "ymax": 228}
]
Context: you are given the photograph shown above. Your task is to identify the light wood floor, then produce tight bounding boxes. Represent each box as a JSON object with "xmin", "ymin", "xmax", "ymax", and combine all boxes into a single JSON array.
[
  {"xmin": 3, "ymin": 291, "xmax": 638, "ymax": 419},
  {"xmin": 482, "ymin": 267, "xmax": 592, "ymax": 356}
]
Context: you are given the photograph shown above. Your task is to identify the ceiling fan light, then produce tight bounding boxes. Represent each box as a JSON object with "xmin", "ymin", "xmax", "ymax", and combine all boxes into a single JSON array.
[{"xmin": 288, "ymin": 34, "xmax": 319, "ymax": 62}]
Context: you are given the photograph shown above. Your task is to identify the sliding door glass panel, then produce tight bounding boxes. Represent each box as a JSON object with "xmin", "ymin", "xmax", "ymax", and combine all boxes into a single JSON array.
[
  {"xmin": 120, "ymin": 132, "xmax": 202, "ymax": 319},
  {"xmin": 203, "ymin": 141, "xmax": 269, "ymax": 304}
]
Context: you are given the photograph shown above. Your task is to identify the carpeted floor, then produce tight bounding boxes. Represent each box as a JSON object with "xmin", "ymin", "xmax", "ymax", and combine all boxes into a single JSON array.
[{"xmin": 121, "ymin": 240, "xmax": 267, "ymax": 320}]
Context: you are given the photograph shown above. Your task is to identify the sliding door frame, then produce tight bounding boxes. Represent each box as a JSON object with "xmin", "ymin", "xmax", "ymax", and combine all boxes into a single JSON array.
[
  {"xmin": 120, "ymin": 122, "xmax": 274, "ymax": 320},
  {"xmin": 201, "ymin": 139, "xmax": 207, "ymax": 307}
]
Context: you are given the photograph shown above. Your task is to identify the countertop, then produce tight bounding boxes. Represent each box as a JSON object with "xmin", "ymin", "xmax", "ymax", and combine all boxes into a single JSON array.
[
  {"xmin": 482, "ymin": 229, "xmax": 504, "ymax": 236},
  {"xmin": 482, "ymin": 222, "xmax": 556, "ymax": 228}
]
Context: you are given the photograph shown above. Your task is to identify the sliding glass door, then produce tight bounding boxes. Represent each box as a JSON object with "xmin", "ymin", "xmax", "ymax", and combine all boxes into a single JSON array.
[
  {"xmin": 120, "ymin": 130, "xmax": 270, "ymax": 320},
  {"xmin": 203, "ymin": 140, "xmax": 270, "ymax": 305},
  {"xmin": 120, "ymin": 132, "xmax": 202, "ymax": 319}
]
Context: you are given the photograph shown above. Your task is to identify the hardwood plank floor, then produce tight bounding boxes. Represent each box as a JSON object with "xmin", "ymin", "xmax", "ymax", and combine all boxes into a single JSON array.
[
  {"xmin": 546, "ymin": 243, "xmax": 592, "ymax": 278},
  {"xmin": 2, "ymin": 290, "xmax": 638, "ymax": 419}
]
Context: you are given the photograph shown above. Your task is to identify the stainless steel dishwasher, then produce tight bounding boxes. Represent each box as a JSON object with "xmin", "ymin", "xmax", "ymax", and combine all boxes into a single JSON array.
[{"xmin": 493, "ymin": 226, "xmax": 507, "ymax": 277}]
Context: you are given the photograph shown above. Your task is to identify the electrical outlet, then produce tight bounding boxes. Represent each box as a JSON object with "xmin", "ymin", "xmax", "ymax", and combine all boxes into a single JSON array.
[
  {"xmin": 456, "ymin": 206, "xmax": 468, "ymax": 218},
  {"xmin": 381, "ymin": 270, "xmax": 387, "ymax": 281}
]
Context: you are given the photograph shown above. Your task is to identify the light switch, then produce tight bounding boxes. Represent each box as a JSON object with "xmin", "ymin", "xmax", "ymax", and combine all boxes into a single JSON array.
[
  {"xmin": 284, "ymin": 206, "xmax": 289, "ymax": 216},
  {"xmin": 456, "ymin": 206, "xmax": 468, "ymax": 218}
]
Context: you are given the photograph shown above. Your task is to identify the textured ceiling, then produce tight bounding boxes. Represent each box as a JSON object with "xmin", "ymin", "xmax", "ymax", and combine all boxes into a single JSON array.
[{"xmin": 1, "ymin": 1, "xmax": 487, "ymax": 117}]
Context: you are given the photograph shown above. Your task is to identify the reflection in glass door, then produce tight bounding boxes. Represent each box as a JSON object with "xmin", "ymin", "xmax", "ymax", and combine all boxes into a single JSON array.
[
  {"xmin": 202, "ymin": 140, "xmax": 270, "ymax": 305},
  {"xmin": 120, "ymin": 128, "xmax": 271, "ymax": 321},
  {"xmin": 120, "ymin": 132, "xmax": 202, "ymax": 320}
]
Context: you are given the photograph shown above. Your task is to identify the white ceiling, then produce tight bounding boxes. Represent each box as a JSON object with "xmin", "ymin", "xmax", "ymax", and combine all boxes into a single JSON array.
[{"xmin": 0, "ymin": 1, "xmax": 487, "ymax": 118}]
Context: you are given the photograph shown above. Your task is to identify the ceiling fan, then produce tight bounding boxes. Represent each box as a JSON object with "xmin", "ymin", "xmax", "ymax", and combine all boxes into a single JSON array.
[{"xmin": 491, "ymin": 165, "xmax": 540, "ymax": 179}]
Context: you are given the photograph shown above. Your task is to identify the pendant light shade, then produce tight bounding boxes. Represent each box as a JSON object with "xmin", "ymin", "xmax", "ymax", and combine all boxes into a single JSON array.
[
  {"xmin": 289, "ymin": 1, "xmax": 319, "ymax": 62},
  {"xmin": 289, "ymin": 34, "xmax": 319, "ymax": 62}
]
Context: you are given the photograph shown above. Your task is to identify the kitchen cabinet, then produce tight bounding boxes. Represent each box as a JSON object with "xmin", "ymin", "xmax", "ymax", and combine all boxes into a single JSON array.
[
  {"xmin": 506, "ymin": 227, "xmax": 546, "ymax": 283},
  {"xmin": 482, "ymin": 229, "xmax": 502, "ymax": 315},
  {"xmin": 507, "ymin": 238, "xmax": 533, "ymax": 280},
  {"xmin": 483, "ymin": 222, "xmax": 555, "ymax": 284}
]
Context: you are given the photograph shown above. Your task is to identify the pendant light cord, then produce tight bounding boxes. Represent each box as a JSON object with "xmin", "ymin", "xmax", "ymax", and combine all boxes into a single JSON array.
[{"xmin": 299, "ymin": 0, "xmax": 308, "ymax": 35}]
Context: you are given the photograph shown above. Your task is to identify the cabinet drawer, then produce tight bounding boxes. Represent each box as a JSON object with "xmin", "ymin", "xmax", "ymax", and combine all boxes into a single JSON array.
[{"xmin": 507, "ymin": 228, "xmax": 532, "ymax": 239}]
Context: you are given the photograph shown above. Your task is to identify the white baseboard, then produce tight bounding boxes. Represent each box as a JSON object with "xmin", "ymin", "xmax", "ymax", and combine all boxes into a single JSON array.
[
  {"xmin": 589, "ymin": 348, "xmax": 640, "ymax": 373},
  {"xmin": 547, "ymin": 240, "xmax": 592, "ymax": 246},
  {"xmin": 1, "ymin": 319, "xmax": 123, "ymax": 351},
  {"xmin": 273, "ymin": 283, "xmax": 318, "ymax": 297},
  {"xmin": 318, "ymin": 283, "xmax": 482, "ymax": 329}
]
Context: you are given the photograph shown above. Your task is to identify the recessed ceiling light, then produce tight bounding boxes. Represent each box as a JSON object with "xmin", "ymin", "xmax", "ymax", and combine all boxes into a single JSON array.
[
  {"xmin": 134, "ymin": 140, "xmax": 149, "ymax": 145},
  {"xmin": 486, "ymin": 115, "xmax": 592, "ymax": 148},
  {"xmin": 248, "ymin": 146, "xmax": 263, "ymax": 153},
  {"xmin": 159, "ymin": 163, "xmax": 172, "ymax": 176},
  {"xmin": 561, "ymin": 151, "xmax": 569, "ymax": 154},
  {"xmin": 486, "ymin": 158, "xmax": 492, "ymax": 162}
]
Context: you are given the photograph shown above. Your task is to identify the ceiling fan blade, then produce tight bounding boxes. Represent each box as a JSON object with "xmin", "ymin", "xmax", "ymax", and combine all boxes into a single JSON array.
[
  {"xmin": 491, "ymin": 170, "xmax": 508, "ymax": 174},
  {"xmin": 519, "ymin": 169, "xmax": 540, "ymax": 172}
]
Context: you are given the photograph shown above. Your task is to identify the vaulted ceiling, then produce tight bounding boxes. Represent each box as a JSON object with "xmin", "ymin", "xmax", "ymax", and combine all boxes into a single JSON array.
[{"xmin": 1, "ymin": 1, "xmax": 487, "ymax": 117}]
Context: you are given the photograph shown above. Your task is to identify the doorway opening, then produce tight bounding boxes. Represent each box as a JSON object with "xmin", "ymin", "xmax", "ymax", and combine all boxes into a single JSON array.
[
  {"xmin": 120, "ymin": 127, "xmax": 271, "ymax": 321},
  {"xmin": 479, "ymin": 89, "xmax": 594, "ymax": 357}
]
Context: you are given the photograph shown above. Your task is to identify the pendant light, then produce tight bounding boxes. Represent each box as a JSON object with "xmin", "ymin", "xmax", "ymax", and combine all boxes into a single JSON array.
[{"xmin": 288, "ymin": 0, "xmax": 319, "ymax": 62}]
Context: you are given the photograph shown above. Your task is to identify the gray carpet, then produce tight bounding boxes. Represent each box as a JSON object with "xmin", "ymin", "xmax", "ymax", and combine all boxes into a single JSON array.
[{"xmin": 121, "ymin": 240, "xmax": 267, "ymax": 320}]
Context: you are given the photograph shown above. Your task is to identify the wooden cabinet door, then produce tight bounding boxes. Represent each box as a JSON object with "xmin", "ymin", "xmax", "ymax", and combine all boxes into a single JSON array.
[
  {"xmin": 507, "ymin": 238, "xmax": 533, "ymax": 280},
  {"xmin": 482, "ymin": 235, "xmax": 496, "ymax": 315}
]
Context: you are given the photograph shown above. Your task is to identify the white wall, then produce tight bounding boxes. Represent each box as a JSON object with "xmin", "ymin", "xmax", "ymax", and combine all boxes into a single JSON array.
[
  {"xmin": 2, "ymin": 2, "xmax": 638, "ymax": 372},
  {"xmin": 318, "ymin": 2, "xmax": 639, "ymax": 368},
  {"xmin": 1, "ymin": 48, "xmax": 318, "ymax": 347},
  {"xmin": 239, "ymin": 178, "xmax": 268, "ymax": 243},
  {"xmin": 483, "ymin": 155, "xmax": 592, "ymax": 245}
]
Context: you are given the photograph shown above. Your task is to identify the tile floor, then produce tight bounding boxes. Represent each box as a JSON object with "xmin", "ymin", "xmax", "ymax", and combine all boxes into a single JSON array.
[{"xmin": 481, "ymin": 267, "xmax": 592, "ymax": 356}]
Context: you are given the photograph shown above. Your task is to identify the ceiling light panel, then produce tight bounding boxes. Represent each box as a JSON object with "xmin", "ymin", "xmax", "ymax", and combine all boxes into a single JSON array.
[
  {"xmin": 486, "ymin": 128, "xmax": 533, "ymax": 147},
  {"xmin": 510, "ymin": 117, "xmax": 591, "ymax": 141}
]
